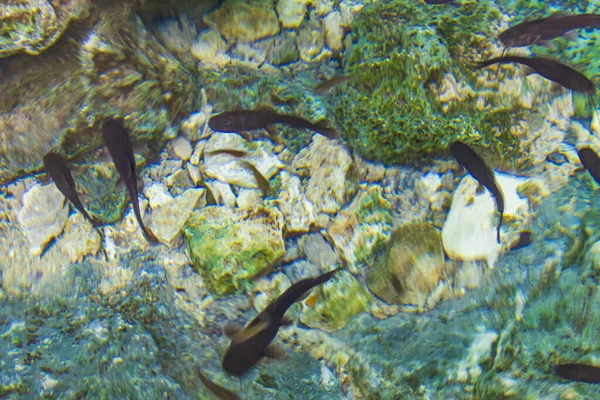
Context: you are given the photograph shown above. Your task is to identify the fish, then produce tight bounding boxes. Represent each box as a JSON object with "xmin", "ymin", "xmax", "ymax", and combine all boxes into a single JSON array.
[
  {"xmin": 222, "ymin": 267, "xmax": 343, "ymax": 377},
  {"xmin": 555, "ymin": 363, "xmax": 600, "ymax": 384},
  {"xmin": 450, "ymin": 141, "xmax": 504, "ymax": 243},
  {"xmin": 204, "ymin": 149, "xmax": 248, "ymax": 158},
  {"xmin": 578, "ymin": 147, "xmax": 600, "ymax": 185},
  {"xmin": 101, "ymin": 118, "xmax": 158, "ymax": 245},
  {"xmin": 43, "ymin": 152, "xmax": 99, "ymax": 227},
  {"xmin": 424, "ymin": 0, "xmax": 458, "ymax": 5},
  {"xmin": 194, "ymin": 366, "xmax": 242, "ymax": 400},
  {"xmin": 499, "ymin": 13, "xmax": 600, "ymax": 48},
  {"xmin": 313, "ymin": 75, "xmax": 355, "ymax": 94},
  {"xmin": 509, "ymin": 230, "xmax": 533, "ymax": 251},
  {"xmin": 208, "ymin": 110, "xmax": 339, "ymax": 139},
  {"xmin": 474, "ymin": 56, "xmax": 595, "ymax": 95},
  {"xmin": 238, "ymin": 160, "xmax": 270, "ymax": 197}
]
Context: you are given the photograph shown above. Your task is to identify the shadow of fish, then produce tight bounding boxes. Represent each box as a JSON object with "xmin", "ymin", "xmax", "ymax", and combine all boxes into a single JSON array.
[
  {"xmin": 101, "ymin": 118, "xmax": 158, "ymax": 245},
  {"xmin": 222, "ymin": 267, "xmax": 343, "ymax": 377},
  {"xmin": 208, "ymin": 110, "xmax": 338, "ymax": 139},
  {"xmin": 499, "ymin": 13, "xmax": 600, "ymax": 48},
  {"xmin": 450, "ymin": 142, "xmax": 504, "ymax": 243},
  {"xmin": 555, "ymin": 363, "xmax": 600, "ymax": 384},
  {"xmin": 578, "ymin": 147, "xmax": 600, "ymax": 185}
]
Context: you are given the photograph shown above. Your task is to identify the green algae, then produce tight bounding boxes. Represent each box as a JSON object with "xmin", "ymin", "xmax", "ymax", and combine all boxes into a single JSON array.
[
  {"xmin": 333, "ymin": 0, "xmax": 527, "ymax": 166},
  {"xmin": 183, "ymin": 206, "xmax": 285, "ymax": 296}
]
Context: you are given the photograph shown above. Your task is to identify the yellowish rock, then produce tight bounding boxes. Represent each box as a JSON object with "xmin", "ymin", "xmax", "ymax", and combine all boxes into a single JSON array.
[
  {"xmin": 203, "ymin": 0, "xmax": 280, "ymax": 43},
  {"xmin": 58, "ymin": 213, "xmax": 102, "ymax": 263},
  {"xmin": 276, "ymin": 170, "xmax": 317, "ymax": 234}
]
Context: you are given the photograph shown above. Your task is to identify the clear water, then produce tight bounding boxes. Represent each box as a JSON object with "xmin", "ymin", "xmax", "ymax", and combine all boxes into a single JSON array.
[{"xmin": 1, "ymin": 0, "xmax": 600, "ymax": 399}]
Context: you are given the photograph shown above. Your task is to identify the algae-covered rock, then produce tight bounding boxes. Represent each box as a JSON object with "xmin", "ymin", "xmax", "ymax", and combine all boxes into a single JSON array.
[
  {"xmin": 183, "ymin": 205, "xmax": 285, "ymax": 296},
  {"xmin": 299, "ymin": 269, "xmax": 372, "ymax": 332},
  {"xmin": 203, "ymin": 0, "xmax": 280, "ymax": 43},
  {"xmin": 0, "ymin": 0, "xmax": 91, "ymax": 58},
  {"xmin": 0, "ymin": 0, "xmax": 194, "ymax": 183},
  {"xmin": 333, "ymin": 0, "xmax": 527, "ymax": 166},
  {"xmin": 75, "ymin": 162, "xmax": 127, "ymax": 224},
  {"xmin": 326, "ymin": 185, "xmax": 393, "ymax": 272},
  {"xmin": 367, "ymin": 222, "xmax": 449, "ymax": 309}
]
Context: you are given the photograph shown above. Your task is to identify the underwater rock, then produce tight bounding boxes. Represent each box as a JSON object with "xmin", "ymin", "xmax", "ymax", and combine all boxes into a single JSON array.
[
  {"xmin": 191, "ymin": 29, "xmax": 231, "ymax": 69},
  {"xmin": 183, "ymin": 205, "xmax": 285, "ymax": 296},
  {"xmin": 299, "ymin": 269, "xmax": 372, "ymax": 332},
  {"xmin": 203, "ymin": 133, "xmax": 283, "ymax": 190},
  {"xmin": 296, "ymin": 12, "xmax": 327, "ymax": 62},
  {"xmin": 58, "ymin": 213, "xmax": 102, "ymax": 263},
  {"xmin": 442, "ymin": 172, "xmax": 529, "ymax": 266},
  {"xmin": 367, "ymin": 222, "xmax": 450, "ymax": 309},
  {"xmin": 276, "ymin": 170, "xmax": 317, "ymax": 234},
  {"xmin": 298, "ymin": 233, "xmax": 338, "ymax": 270},
  {"xmin": 323, "ymin": 11, "xmax": 344, "ymax": 52},
  {"xmin": 292, "ymin": 134, "xmax": 358, "ymax": 215},
  {"xmin": 76, "ymin": 162, "xmax": 128, "ymax": 224},
  {"xmin": 203, "ymin": 0, "xmax": 280, "ymax": 43},
  {"xmin": 169, "ymin": 137, "xmax": 193, "ymax": 162},
  {"xmin": 17, "ymin": 184, "xmax": 69, "ymax": 256},
  {"xmin": 154, "ymin": 14, "xmax": 196, "ymax": 54},
  {"xmin": 149, "ymin": 188, "xmax": 205, "ymax": 247},
  {"xmin": 326, "ymin": 185, "xmax": 393, "ymax": 273},
  {"xmin": 0, "ymin": 0, "xmax": 91, "ymax": 58},
  {"xmin": 276, "ymin": 0, "xmax": 309, "ymax": 29},
  {"xmin": 205, "ymin": 180, "xmax": 237, "ymax": 207},
  {"xmin": 267, "ymin": 31, "xmax": 300, "ymax": 66},
  {"xmin": 0, "ymin": 0, "xmax": 194, "ymax": 183}
]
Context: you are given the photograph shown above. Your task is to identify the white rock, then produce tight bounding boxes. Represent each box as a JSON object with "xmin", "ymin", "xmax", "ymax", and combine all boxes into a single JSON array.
[
  {"xmin": 292, "ymin": 134, "xmax": 356, "ymax": 214},
  {"xmin": 189, "ymin": 141, "xmax": 205, "ymax": 166},
  {"xmin": 323, "ymin": 11, "xmax": 344, "ymax": 51},
  {"xmin": 186, "ymin": 163, "xmax": 203, "ymax": 186},
  {"xmin": 58, "ymin": 213, "xmax": 102, "ymax": 263},
  {"xmin": 144, "ymin": 183, "xmax": 174, "ymax": 209},
  {"xmin": 415, "ymin": 172, "xmax": 442, "ymax": 202},
  {"xmin": 203, "ymin": 132, "xmax": 283, "ymax": 189},
  {"xmin": 314, "ymin": 0, "xmax": 334, "ymax": 16},
  {"xmin": 170, "ymin": 137, "xmax": 193, "ymax": 161},
  {"xmin": 149, "ymin": 188, "xmax": 206, "ymax": 247},
  {"xmin": 442, "ymin": 172, "xmax": 528, "ymax": 267},
  {"xmin": 191, "ymin": 29, "xmax": 231, "ymax": 69},
  {"xmin": 17, "ymin": 184, "xmax": 69, "ymax": 256},
  {"xmin": 276, "ymin": 0, "xmax": 309, "ymax": 29},
  {"xmin": 276, "ymin": 171, "xmax": 317, "ymax": 233},
  {"xmin": 205, "ymin": 180, "xmax": 237, "ymax": 207},
  {"xmin": 237, "ymin": 188, "xmax": 263, "ymax": 210}
]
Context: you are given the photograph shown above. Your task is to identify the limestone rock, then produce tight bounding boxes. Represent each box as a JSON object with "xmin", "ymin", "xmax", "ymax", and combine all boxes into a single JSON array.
[
  {"xmin": 367, "ymin": 222, "xmax": 449, "ymax": 309},
  {"xmin": 296, "ymin": 13, "xmax": 326, "ymax": 62},
  {"xmin": 191, "ymin": 29, "xmax": 231, "ymax": 69},
  {"xmin": 17, "ymin": 184, "xmax": 69, "ymax": 256},
  {"xmin": 292, "ymin": 134, "xmax": 358, "ymax": 215},
  {"xmin": 276, "ymin": 0, "xmax": 309, "ymax": 29},
  {"xmin": 169, "ymin": 137, "xmax": 193, "ymax": 162},
  {"xmin": 149, "ymin": 188, "xmax": 206, "ymax": 247},
  {"xmin": 323, "ymin": 11, "xmax": 344, "ymax": 51},
  {"xmin": 58, "ymin": 213, "xmax": 102, "ymax": 263},
  {"xmin": 276, "ymin": 171, "xmax": 317, "ymax": 234},
  {"xmin": 299, "ymin": 270, "xmax": 372, "ymax": 332},
  {"xmin": 183, "ymin": 205, "xmax": 285, "ymax": 296},
  {"xmin": 203, "ymin": 0, "xmax": 280, "ymax": 43},
  {"xmin": 203, "ymin": 132, "xmax": 283, "ymax": 189},
  {"xmin": 326, "ymin": 186, "xmax": 392, "ymax": 272}
]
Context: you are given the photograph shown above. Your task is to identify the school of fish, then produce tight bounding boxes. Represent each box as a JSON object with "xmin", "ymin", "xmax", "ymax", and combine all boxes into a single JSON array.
[{"xmin": 35, "ymin": 4, "xmax": 600, "ymax": 398}]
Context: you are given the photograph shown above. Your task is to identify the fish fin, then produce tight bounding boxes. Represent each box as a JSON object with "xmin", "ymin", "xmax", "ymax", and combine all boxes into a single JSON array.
[
  {"xmin": 523, "ymin": 66, "xmax": 536, "ymax": 77},
  {"xmin": 281, "ymin": 316, "xmax": 294, "ymax": 326},
  {"xmin": 475, "ymin": 183, "xmax": 486, "ymax": 195},
  {"xmin": 96, "ymin": 147, "xmax": 113, "ymax": 163},
  {"xmin": 39, "ymin": 173, "xmax": 53, "ymax": 185},
  {"xmin": 264, "ymin": 343, "xmax": 286, "ymax": 359},
  {"xmin": 239, "ymin": 131, "xmax": 253, "ymax": 142},
  {"xmin": 549, "ymin": 82, "xmax": 564, "ymax": 94},
  {"xmin": 223, "ymin": 321, "xmax": 243, "ymax": 338},
  {"xmin": 265, "ymin": 124, "xmax": 284, "ymax": 145},
  {"xmin": 564, "ymin": 31, "xmax": 578, "ymax": 42},
  {"xmin": 313, "ymin": 121, "xmax": 339, "ymax": 139},
  {"xmin": 115, "ymin": 177, "xmax": 126, "ymax": 191}
]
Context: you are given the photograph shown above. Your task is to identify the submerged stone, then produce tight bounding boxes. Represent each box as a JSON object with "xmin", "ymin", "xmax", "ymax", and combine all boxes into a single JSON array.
[
  {"xmin": 367, "ymin": 222, "xmax": 449, "ymax": 309},
  {"xmin": 183, "ymin": 205, "xmax": 285, "ymax": 296},
  {"xmin": 203, "ymin": 0, "xmax": 280, "ymax": 43}
]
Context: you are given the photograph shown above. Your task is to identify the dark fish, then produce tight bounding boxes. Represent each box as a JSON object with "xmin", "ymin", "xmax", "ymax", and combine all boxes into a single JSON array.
[
  {"xmin": 474, "ymin": 56, "xmax": 595, "ymax": 95},
  {"xmin": 238, "ymin": 160, "xmax": 270, "ymax": 197},
  {"xmin": 424, "ymin": 0, "xmax": 458, "ymax": 4},
  {"xmin": 509, "ymin": 230, "xmax": 532, "ymax": 251},
  {"xmin": 208, "ymin": 110, "xmax": 339, "ymax": 139},
  {"xmin": 43, "ymin": 152, "xmax": 98, "ymax": 227},
  {"xmin": 499, "ymin": 13, "xmax": 600, "ymax": 48},
  {"xmin": 313, "ymin": 75, "xmax": 355, "ymax": 94},
  {"xmin": 578, "ymin": 147, "xmax": 600, "ymax": 185},
  {"xmin": 555, "ymin": 363, "xmax": 600, "ymax": 384},
  {"xmin": 222, "ymin": 267, "xmax": 343, "ymax": 377},
  {"xmin": 194, "ymin": 366, "xmax": 242, "ymax": 400},
  {"xmin": 450, "ymin": 141, "xmax": 504, "ymax": 243},
  {"xmin": 101, "ymin": 118, "xmax": 158, "ymax": 245}
]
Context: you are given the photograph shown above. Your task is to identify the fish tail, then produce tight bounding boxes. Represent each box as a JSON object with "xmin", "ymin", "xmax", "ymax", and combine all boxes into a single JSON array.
[{"xmin": 128, "ymin": 183, "xmax": 158, "ymax": 245}]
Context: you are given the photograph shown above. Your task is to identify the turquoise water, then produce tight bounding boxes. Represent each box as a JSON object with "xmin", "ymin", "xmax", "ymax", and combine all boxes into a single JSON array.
[{"xmin": 2, "ymin": 0, "xmax": 600, "ymax": 398}]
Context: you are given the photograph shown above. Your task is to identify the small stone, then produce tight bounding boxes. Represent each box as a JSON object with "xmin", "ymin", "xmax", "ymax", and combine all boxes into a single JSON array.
[
  {"xmin": 191, "ymin": 29, "xmax": 231, "ymax": 69},
  {"xmin": 203, "ymin": 0, "xmax": 280, "ymax": 43},
  {"xmin": 205, "ymin": 180, "xmax": 237, "ymax": 207},
  {"xmin": 296, "ymin": 14, "xmax": 326, "ymax": 62},
  {"xmin": 144, "ymin": 183, "xmax": 174, "ymax": 209},
  {"xmin": 58, "ymin": 213, "xmax": 102, "ymax": 263},
  {"xmin": 166, "ymin": 169, "xmax": 193, "ymax": 195},
  {"xmin": 276, "ymin": 171, "xmax": 317, "ymax": 234},
  {"xmin": 186, "ymin": 163, "xmax": 203, "ymax": 186},
  {"xmin": 170, "ymin": 137, "xmax": 193, "ymax": 161},
  {"xmin": 190, "ymin": 141, "xmax": 205, "ymax": 166},
  {"xmin": 299, "ymin": 233, "xmax": 338, "ymax": 269},
  {"xmin": 149, "ymin": 188, "xmax": 206, "ymax": 247},
  {"xmin": 236, "ymin": 188, "xmax": 263, "ymax": 210},
  {"xmin": 17, "ymin": 184, "xmax": 69, "ymax": 256},
  {"xmin": 276, "ymin": 0, "xmax": 309, "ymax": 29},
  {"xmin": 323, "ymin": 11, "xmax": 344, "ymax": 51}
]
